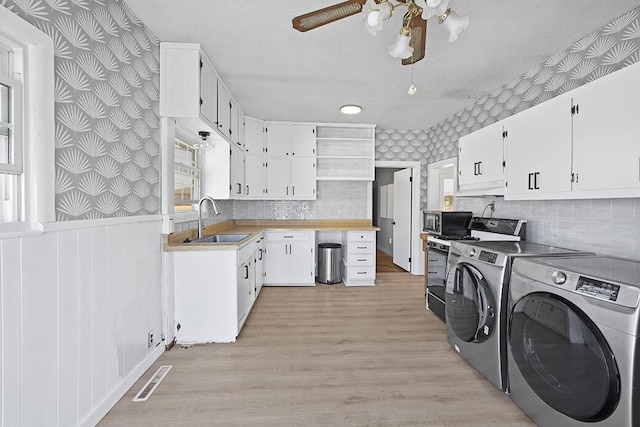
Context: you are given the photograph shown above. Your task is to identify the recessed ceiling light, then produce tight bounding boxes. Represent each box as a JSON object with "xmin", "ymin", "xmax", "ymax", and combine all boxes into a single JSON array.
[{"xmin": 340, "ymin": 104, "xmax": 362, "ymax": 115}]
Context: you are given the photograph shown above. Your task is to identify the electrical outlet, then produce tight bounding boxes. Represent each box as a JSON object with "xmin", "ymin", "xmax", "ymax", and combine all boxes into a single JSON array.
[{"xmin": 147, "ymin": 330, "xmax": 154, "ymax": 348}]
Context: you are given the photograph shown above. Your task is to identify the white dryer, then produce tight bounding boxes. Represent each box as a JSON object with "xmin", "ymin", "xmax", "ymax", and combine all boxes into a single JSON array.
[
  {"xmin": 507, "ymin": 255, "xmax": 640, "ymax": 426},
  {"xmin": 445, "ymin": 240, "xmax": 590, "ymax": 391}
]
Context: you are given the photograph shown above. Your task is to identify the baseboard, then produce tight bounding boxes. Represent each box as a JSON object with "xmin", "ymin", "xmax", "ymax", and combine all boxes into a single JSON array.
[{"xmin": 80, "ymin": 344, "xmax": 165, "ymax": 427}]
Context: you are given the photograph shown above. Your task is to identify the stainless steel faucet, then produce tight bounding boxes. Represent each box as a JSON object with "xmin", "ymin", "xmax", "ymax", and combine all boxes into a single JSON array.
[{"xmin": 198, "ymin": 196, "xmax": 221, "ymax": 239}]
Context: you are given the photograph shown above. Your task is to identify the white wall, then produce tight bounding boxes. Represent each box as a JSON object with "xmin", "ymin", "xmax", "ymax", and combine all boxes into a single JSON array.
[{"xmin": 0, "ymin": 216, "xmax": 164, "ymax": 427}]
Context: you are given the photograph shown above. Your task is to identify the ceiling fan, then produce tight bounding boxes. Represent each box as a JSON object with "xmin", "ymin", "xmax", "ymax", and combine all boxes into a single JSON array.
[{"xmin": 292, "ymin": 0, "xmax": 469, "ymax": 66}]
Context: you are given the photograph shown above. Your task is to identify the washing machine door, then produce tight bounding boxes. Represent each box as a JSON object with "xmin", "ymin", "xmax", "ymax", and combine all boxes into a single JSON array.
[
  {"xmin": 445, "ymin": 262, "xmax": 496, "ymax": 343},
  {"xmin": 509, "ymin": 292, "xmax": 620, "ymax": 422}
]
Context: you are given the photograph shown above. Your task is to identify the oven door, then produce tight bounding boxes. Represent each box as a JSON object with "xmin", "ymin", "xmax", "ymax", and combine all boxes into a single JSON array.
[{"xmin": 426, "ymin": 243, "xmax": 448, "ymax": 320}]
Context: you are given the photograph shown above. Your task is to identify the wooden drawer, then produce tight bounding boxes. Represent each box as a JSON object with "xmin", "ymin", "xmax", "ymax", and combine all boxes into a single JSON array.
[{"xmin": 347, "ymin": 231, "xmax": 375, "ymax": 243}]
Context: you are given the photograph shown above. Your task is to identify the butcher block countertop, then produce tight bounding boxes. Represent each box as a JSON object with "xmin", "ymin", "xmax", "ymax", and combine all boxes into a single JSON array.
[{"xmin": 163, "ymin": 219, "xmax": 380, "ymax": 251}]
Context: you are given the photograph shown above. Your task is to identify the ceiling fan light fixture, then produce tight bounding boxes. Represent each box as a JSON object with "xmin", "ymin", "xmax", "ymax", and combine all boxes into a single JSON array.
[
  {"xmin": 340, "ymin": 104, "xmax": 362, "ymax": 115},
  {"xmin": 438, "ymin": 8, "xmax": 469, "ymax": 42},
  {"xmin": 415, "ymin": 0, "xmax": 450, "ymax": 20},
  {"xmin": 363, "ymin": 0, "xmax": 393, "ymax": 35},
  {"xmin": 389, "ymin": 29, "xmax": 414, "ymax": 59}
]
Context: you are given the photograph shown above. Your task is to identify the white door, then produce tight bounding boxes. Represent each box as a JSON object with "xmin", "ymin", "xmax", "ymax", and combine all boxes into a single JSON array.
[{"xmin": 393, "ymin": 168, "xmax": 412, "ymax": 271}]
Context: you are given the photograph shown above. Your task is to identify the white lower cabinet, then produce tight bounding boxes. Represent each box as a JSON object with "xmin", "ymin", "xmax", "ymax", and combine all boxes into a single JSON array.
[
  {"xmin": 342, "ymin": 231, "xmax": 376, "ymax": 286},
  {"xmin": 264, "ymin": 231, "xmax": 316, "ymax": 286},
  {"xmin": 173, "ymin": 233, "xmax": 263, "ymax": 343}
]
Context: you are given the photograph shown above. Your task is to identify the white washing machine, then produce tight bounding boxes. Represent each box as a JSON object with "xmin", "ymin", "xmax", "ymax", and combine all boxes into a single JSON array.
[
  {"xmin": 507, "ymin": 255, "xmax": 640, "ymax": 426},
  {"xmin": 445, "ymin": 240, "xmax": 591, "ymax": 392}
]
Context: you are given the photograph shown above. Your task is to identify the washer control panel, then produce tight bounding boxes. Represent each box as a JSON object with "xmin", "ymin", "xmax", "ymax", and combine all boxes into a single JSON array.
[{"xmin": 478, "ymin": 251, "xmax": 498, "ymax": 264}]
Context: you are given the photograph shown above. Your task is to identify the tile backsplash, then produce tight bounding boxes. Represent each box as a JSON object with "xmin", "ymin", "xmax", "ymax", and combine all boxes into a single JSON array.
[
  {"xmin": 233, "ymin": 181, "xmax": 369, "ymax": 220},
  {"xmin": 456, "ymin": 197, "xmax": 640, "ymax": 260}
]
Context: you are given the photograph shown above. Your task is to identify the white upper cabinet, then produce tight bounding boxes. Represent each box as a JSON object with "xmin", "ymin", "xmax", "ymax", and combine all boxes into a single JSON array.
[
  {"xmin": 245, "ymin": 153, "xmax": 265, "ymax": 198},
  {"xmin": 245, "ymin": 117, "xmax": 265, "ymax": 154},
  {"xmin": 572, "ymin": 62, "xmax": 640, "ymax": 197},
  {"xmin": 217, "ymin": 81, "xmax": 231, "ymax": 140},
  {"xmin": 264, "ymin": 122, "xmax": 316, "ymax": 200},
  {"xmin": 504, "ymin": 94, "xmax": 573, "ymax": 200},
  {"xmin": 266, "ymin": 123, "xmax": 316, "ymax": 157},
  {"xmin": 159, "ymin": 42, "xmax": 218, "ymax": 131},
  {"xmin": 458, "ymin": 120, "xmax": 505, "ymax": 193}
]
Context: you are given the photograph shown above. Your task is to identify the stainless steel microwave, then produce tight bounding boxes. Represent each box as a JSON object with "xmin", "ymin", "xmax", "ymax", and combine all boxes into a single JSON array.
[{"xmin": 423, "ymin": 211, "xmax": 473, "ymax": 236}]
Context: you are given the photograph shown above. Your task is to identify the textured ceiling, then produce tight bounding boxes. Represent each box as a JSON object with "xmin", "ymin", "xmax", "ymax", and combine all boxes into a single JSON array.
[{"xmin": 125, "ymin": 0, "xmax": 640, "ymax": 130}]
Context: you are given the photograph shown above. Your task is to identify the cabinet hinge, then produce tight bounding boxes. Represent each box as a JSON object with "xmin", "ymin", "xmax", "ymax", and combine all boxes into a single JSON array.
[
  {"xmin": 571, "ymin": 104, "xmax": 579, "ymax": 115},
  {"xmin": 200, "ymin": 98, "xmax": 203, "ymax": 106},
  {"xmin": 408, "ymin": 257, "xmax": 411, "ymax": 263},
  {"xmin": 502, "ymin": 161, "xmax": 506, "ymax": 168},
  {"xmin": 571, "ymin": 173, "xmax": 579, "ymax": 183},
  {"xmin": 409, "ymin": 176, "xmax": 412, "ymax": 182},
  {"xmin": 505, "ymin": 181, "xmax": 508, "ymax": 188},
  {"xmin": 200, "ymin": 60, "xmax": 203, "ymax": 68}
]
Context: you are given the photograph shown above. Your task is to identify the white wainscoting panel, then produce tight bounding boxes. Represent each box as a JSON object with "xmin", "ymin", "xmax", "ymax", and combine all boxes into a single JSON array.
[{"xmin": 0, "ymin": 216, "xmax": 164, "ymax": 427}]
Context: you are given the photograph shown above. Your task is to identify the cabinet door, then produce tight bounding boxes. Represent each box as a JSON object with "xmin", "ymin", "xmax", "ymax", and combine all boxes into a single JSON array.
[
  {"xmin": 264, "ymin": 232, "xmax": 314, "ymax": 285},
  {"xmin": 288, "ymin": 240, "xmax": 315, "ymax": 284},
  {"xmin": 160, "ymin": 44, "xmax": 200, "ymax": 118},
  {"xmin": 217, "ymin": 80, "xmax": 231, "ymax": 138},
  {"xmin": 573, "ymin": 63, "xmax": 640, "ymax": 193},
  {"xmin": 245, "ymin": 153, "xmax": 264, "ymax": 198},
  {"xmin": 245, "ymin": 118, "xmax": 264, "ymax": 154},
  {"xmin": 291, "ymin": 124, "xmax": 316, "ymax": 156},
  {"xmin": 200, "ymin": 57, "xmax": 218, "ymax": 128},
  {"xmin": 458, "ymin": 122, "xmax": 504, "ymax": 187},
  {"xmin": 291, "ymin": 157, "xmax": 316, "ymax": 199},
  {"xmin": 254, "ymin": 246, "xmax": 264, "ymax": 296},
  {"xmin": 230, "ymin": 143, "xmax": 244, "ymax": 198},
  {"xmin": 230, "ymin": 100, "xmax": 240, "ymax": 145},
  {"xmin": 265, "ymin": 124, "xmax": 291, "ymax": 156},
  {"xmin": 265, "ymin": 157, "xmax": 289, "ymax": 198},
  {"xmin": 504, "ymin": 96, "xmax": 573, "ymax": 199},
  {"xmin": 237, "ymin": 258, "xmax": 254, "ymax": 327}
]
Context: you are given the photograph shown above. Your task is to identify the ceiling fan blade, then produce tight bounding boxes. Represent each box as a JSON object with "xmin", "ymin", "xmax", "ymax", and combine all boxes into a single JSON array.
[
  {"xmin": 402, "ymin": 15, "xmax": 427, "ymax": 65},
  {"xmin": 292, "ymin": 0, "xmax": 368, "ymax": 32}
]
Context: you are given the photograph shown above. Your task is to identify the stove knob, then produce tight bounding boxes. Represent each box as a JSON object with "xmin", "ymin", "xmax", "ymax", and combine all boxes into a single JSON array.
[
  {"xmin": 552, "ymin": 271, "xmax": 567, "ymax": 285},
  {"xmin": 468, "ymin": 248, "xmax": 476, "ymax": 257}
]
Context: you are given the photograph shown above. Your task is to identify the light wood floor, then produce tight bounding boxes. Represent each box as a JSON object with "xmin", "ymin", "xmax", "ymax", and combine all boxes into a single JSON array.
[
  {"xmin": 99, "ymin": 273, "xmax": 534, "ymax": 427},
  {"xmin": 376, "ymin": 250, "xmax": 407, "ymax": 273}
]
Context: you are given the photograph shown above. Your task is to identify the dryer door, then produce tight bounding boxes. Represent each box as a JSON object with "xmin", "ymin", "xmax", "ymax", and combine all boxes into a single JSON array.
[
  {"xmin": 445, "ymin": 262, "xmax": 496, "ymax": 343},
  {"xmin": 509, "ymin": 292, "xmax": 620, "ymax": 422}
]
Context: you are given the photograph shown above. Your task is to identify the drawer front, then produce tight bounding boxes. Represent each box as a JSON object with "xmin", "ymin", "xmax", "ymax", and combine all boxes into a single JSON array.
[
  {"xmin": 347, "ymin": 231, "xmax": 374, "ymax": 243},
  {"xmin": 265, "ymin": 231, "xmax": 311, "ymax": 241},
  {"xmin": 346, "ymin": 253, "xmax": 374, "ymax": 266},
  {"xmin": 346, "ymin": 265, "xmax": 375, "ymax": 280},
  {"xmin": 349, "ymin": 241, "xmax": 374, "ymax": 254}
]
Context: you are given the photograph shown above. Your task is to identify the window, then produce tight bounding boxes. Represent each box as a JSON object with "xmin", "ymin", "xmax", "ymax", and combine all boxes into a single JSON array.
[
  {"xmin": 173, "ymin": 135, "xmax": 201, "ymax": 211},
  {"xmin": 0, "ymin": 37, "xmax": 23, "ymax": 223},
  {"xmin": 0, "ymin": 6, "xmax": 54, "ymax": 233}
]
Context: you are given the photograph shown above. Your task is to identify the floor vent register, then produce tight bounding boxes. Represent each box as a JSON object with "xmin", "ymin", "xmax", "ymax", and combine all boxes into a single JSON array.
[{"xmin": 132, "ymin": 365, "xmax": 173, "ymax": 402}]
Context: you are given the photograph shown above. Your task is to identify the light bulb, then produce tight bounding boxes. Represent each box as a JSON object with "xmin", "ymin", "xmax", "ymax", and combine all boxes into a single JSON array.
[
  {"xmin": 388, "ymin": 32, "xmax": 413, "ymax": 59},
  {"xmin": 367, "ymin": 11, "xmax": 381, "ymax": 26},
  {"xmin": 426, "ymin": 0, "xmax": 441, "ymax": 7}
]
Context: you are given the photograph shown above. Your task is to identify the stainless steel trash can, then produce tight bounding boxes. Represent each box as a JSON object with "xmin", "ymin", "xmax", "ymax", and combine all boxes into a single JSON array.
[{"xmin": 317, "ymin": 243, "xmax": 342, "ymax": 284}]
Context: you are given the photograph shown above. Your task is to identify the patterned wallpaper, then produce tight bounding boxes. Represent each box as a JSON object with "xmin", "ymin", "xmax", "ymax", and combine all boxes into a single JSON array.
[
  {"xmin": 376, "ymin": 7, "xmax": 640, "ymax": 210},
  {"xmin": 3, "ymin": 0, "xmax": 161, "ymax": 220}
]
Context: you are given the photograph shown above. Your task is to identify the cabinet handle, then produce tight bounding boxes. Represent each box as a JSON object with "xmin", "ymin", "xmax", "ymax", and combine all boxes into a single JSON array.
[
  {"xmin": 246, "ymin": 185, "xmax": 249, "ymax": 195},
  {"xmin": 474, "ymin": 162, "xmax": 478, "ymax": 176},
  {"xmin": 259, "ymin": 249, "xmax": 263, "ymax": 260},
  {"xmin": 244, "ymin": 265, "xmax": 249, "ymax": 279},
  {"xmin": 289, "ymin": 244, "xmax": 292, "ymax": 254},
  {"xmin": 237, "ymin": 183, "xmax": 242, "ymax": 194},
  {"xmin": 286, "ymin": 186, "xmax": 289, "ymax": 196},
  {"xmin": 534, "ymin": 172, "xmax": 540, "ymax": 190},
  {"xmin": 528, "ymin": 173, "xmax": 534, "ymax": 190},
  {"xmin": 292, "ymin": 186, "xmax": 295, "ymax": 196},
  {"xmin": 357, "ymin": 246, "xmax": 367, "ymax": 249},
  {"xmin": 357, "ymin": 271, "xmax": 367, "ymax": 275},
  {"xmin": 357, "ymin": 259, "xmax": 367, "ymax": 262},
  {"xmin": 283, "ymin": 235, "xmax": 294, "ymax": 238},
  {"xmin": 477, "ymin": 161, "xmax": 482, "ymax": 175}
]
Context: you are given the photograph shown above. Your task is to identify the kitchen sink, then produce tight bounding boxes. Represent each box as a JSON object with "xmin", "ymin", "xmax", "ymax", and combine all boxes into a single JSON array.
[{"xmin": 185, "ymin": 234, "xmax": 250, "ymax": 244}]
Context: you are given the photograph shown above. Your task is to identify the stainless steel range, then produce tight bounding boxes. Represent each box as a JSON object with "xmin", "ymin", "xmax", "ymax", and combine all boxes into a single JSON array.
[{"xmin": 426, "ymin": 217, "xmax": 527, "ymax": 322}]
